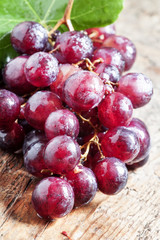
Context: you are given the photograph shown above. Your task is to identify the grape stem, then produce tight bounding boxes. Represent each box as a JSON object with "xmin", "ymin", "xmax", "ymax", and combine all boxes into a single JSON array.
[
  {"xmin": 80, "ymin": 133, "xmax": 104, "ymax": 161},
  {"xmin": 48, "ymin": 0, "xmax": 74, "ymax": 38}
]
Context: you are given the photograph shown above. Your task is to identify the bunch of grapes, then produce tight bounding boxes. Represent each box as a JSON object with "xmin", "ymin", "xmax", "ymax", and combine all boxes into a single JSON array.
[{"xmin": 0, "ymin": 19, "xmax": 153, "ymax": 220}]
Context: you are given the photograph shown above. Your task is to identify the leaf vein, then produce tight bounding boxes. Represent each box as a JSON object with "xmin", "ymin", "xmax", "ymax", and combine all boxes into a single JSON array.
[
  {"xmin": 23, "ymin": 0, "xmax": 42, "ymax": 21},
  {"xmin": 42, "ymin": 0, "xmax": 56, "ymax": 22}
]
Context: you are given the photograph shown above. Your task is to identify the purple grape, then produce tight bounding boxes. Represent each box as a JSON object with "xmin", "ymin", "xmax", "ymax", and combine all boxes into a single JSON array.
[
  {"xmin": 53, "ymin": 31, "xmax": 93, "ymax": 63},
  {"xmin": 24, "ymin": 52, "xmax": 59, "ymax": 87},
  {"xmin": 50, "ymin": 63, "xmax": 80, "ymax": 100},
  {"xmin": 24, "ymin": 140, "xmax": 50, "ymax": 178},
  {"xmin": 127, "ymin": 118, "xmax": 150, "ymax": 162},
  {"xmin": 32, "ymin": 177, "xmax": 74, "ymax": 219},
  {"xmin": 101, "ymin": 127, "xmax": 140, "ymax": 163},
  {"xmin": 3, "ymin": 56, "xmax": 36, "ymax": 95},
  {"xmin": 117, "ymin": 73, "xmax": 153, "ymax": 108},
  {"xmin": 103, "ymin": 35, "xmax": 137, "ymax": 71},
  {"xmin": 0, "ymin": 122, "xmax": 24, "ymax": 151},
  {"xmin": 64, "ymin": 70, "xmax": 104, "ymax": 112},
  {"xmin": 92, "ymin": 47, "xmax": 125, "ymax": 74},
  {"xmin": 24, "ymin": 91, "xmax": 62, "ymax": 130},
  {"xmin": 65, "ymin": 165, "xmax": 97, "ymax": 207},
  {"xmin": 127, "ymin": 155, "xmax": 149, "ymax": 170},
  {"xmin": 44, "ymin": 135, "xmax": 81, "ymax": 175},
  {"xmin": 45, "ymin": 109, "xmax": 79, "ymax": 140},
  {"xmin": 11, "ymin": 21, "xmax": 48, "ymax": 54},
  {"xmin": 23, "ymin": 130, "xmax": 47, "ymax": 155},
  {"xmin": 94, "ymin": 63, "xmax": 120, "ymax": 84},
  {"xmin": 98, "ymin": 92, "xmax": 133, "ymax": 129},
  {"xmin": 93, "ymin": 157, "xmax": 128, "ymax": 194},
  {"xmin": 0, "ymin": 89, "xmax": 20, "ymax": 130}
]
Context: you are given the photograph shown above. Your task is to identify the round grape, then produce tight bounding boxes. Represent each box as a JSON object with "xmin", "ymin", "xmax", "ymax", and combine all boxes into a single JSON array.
[
  {"xmin": 101, "ymin": 127, "xmax": 140, "ymax": 163},
  {"xmin": 24, "ymin": 52, "xmax": 59, "ymax": 87},
  {"xmin": 24, "ymin": 91, "xmax": 62, "ymax": 130},
  {"xmin": 11, "ymin": 21, "xmax": 48, "ymax": 54},
  {"xmin": 0, "ymin": 89, "xmax": 20, "ymax": 130},
  {"xmin": 65, "ymin": 165, "xmax": 97, "ymax": 207},
  {"xmin": 92, "ymin": 47, "xmax": 125, "ymax": 74},
  {"xmin": 93, "ymin": 157, "xmax": 128, "ymax": 195},
  {"xmin": 45, "ymin": 109, "xmax": 79, "ymax": 140},
  {"xmin": 32, "ymin": 177, "xmax": 74, "ymax": 219},
  {"xmin": 24, "ymin": 140, "xmax": 50, "ymax": 178},
  {"xmin": 98, "ymin": 92, "xmax": 133, "ymax": 129},
  {"xmin": 117, "ymin": 73, "xmax": 153, "ymax": 108},
  {"xmin": 127, "ymin": 118, "xmax": 150, "ymax": 162},
  {"xmin": 3, "ymin": 56, "xmax": 36, "ymax": 95},
  {"xmin": 0, "ymin": 122, "xmax": 24, "ymax": 151},
  {"xmin": 53, "ymin": 31, "xmax": 93, "ymax": 64},
  {"xmin": 44, "ymin": 135, "xmax": 81, "ymax": 175},
  {"xmin": 64, "ymin": 70, "xmax": 104, "ymax": 112},
  {"xmin": 103, "ymin": 35, "xmax": 137, "ymax": 71}
]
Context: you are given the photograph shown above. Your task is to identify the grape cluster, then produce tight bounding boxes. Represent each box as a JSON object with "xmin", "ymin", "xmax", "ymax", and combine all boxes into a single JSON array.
[{"xmin": 0, "ymin": 20, "xmax": 153, "ymax": 220}]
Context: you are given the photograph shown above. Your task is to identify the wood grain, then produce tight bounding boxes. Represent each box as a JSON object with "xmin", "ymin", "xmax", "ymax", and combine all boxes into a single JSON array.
[{"xmin": 0, "ymin": 0, "xmax": 160, "ymax": 239}]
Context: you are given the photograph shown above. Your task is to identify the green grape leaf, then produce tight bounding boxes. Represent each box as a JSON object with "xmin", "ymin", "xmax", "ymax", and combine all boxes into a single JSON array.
[{"xmin": 0, "ymin": 0, "xmax": 123, "ymax": 68}]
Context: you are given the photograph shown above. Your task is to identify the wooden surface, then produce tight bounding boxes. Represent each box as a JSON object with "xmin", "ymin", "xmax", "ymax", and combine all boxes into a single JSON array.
[{"xmin": 0, "ymin": 0, "xmax": 160, "ymax": 239}]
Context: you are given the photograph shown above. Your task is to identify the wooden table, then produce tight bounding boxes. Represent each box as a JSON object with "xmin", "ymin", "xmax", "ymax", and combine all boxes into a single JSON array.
[{"xmin": 0, "ymin": 0, "xmax": 160, "ymax": 239}]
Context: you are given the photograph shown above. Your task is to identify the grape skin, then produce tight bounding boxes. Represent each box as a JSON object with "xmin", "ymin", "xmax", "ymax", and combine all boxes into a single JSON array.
[
  {"xmin": 24, "ymin": 52, "xmax": 59, "ymax": 87},
  {"xmin": 64, "ymin": 70, "xmax": 104, "ymax": 112},
  {"xmin": 32, "ymin": 177, "xmax": 74, "ymax": 220},
  {"xmin": 92, "ymin": 47, "xmax": 125, "ymax": 74},
  {"xmin": 54, "ymin": 31, "xmax": 93, "ymax": 64},
  {"xmin": 117, "ymin": 73, "xmax": 153, "ymax": 108},
  {"xmin": 0, "ymin": 89, "xmax": 20, "ymax": 130},
  {"xmin": 11, "ymin": 21, "xmax": 48, "ymax": 55},
  {"xmin": 98, "ymin": 92, "xmax": 133, "ymax": 129},
  {"xmin": 45, "ymin": 109, "xmax": 80, "ymax": 140},
  {"xmin": 103, "ymin": 35, "xmax": 137, "ymax": 71},
  {"xmin": 101, "ymin": 127, "xmax": 140, "ymax": 163},
  {"xmin": 93, "ymin": 157, "xmax": 128, "ymax": 195},
  {"xmin": 3, "ymin": 56, "xmax": 36, "ymax": 95},
  {"xmin": 24, "ymin": 91, "xmax": 62, "ymax": 130},
  {"xmin": 50, "ymin": 63, "xmax": 80, "ymax": 100},
  {"xmin": 65, "ymin": 165, "xmax": 97, "ymax": 207},
  {"xmin": 44, "ymin": 135, "xmax": 81, "ymax": 175}
]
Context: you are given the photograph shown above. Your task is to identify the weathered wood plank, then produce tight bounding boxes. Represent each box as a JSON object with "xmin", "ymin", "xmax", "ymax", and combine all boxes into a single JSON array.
[{"xmin": 0, "ymin": 0, "xmax": 160, "ymax": 239}]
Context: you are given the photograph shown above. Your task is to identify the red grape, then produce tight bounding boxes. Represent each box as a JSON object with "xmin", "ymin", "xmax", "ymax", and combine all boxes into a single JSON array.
[
  {"xmin": 32, "ymin": 177, "xmax": 74, "ymax": 219},
  {"xmin": 64, "ymin": 70, "xmax": 104, "ymax": 112},
  {"xmin": 53, "ymin": 31, "xmax": 93, "ymax": 63},
  {"xmin": 11, "ymin": 21, "xmax": 48, "ymax": 55},
  {"xmin": 50, "ymin": 63, "xmax": 80, "ymax": 100},
  {"xmin": 44, "ymin": 135, "xmax": 81, "ymax": 175},
  {"xmin": 45, "ymin": 109, "xmax": 79, "ymax": 140},
  {"xmin": 65, "ymin": 165, "xmax": 97, "ymax": 207},
  {"xmin": 101, "ymin": 127, "xmax": 140, "ymax": 163},
  {"xmin": 0, "ymin": 89, "xmax": 20, "ymax": 130},
  {"xmin": 0, "ymin": 122, "xmax": 24, "ymax": 151},
  {"xmin": 103, "ymin": 35, "xmax": 136, "ymax": 71},
  {"xmin": 117, "ymin": 73, "xmax": 153, "ymax": 108},
  {"xmin": 98, "ymin": 92, "xmax": 133, "ymax": 129},
  {"xmin": 93, "ymin": 157, "xmax": 128, "ymax": 194},
  {"xmin": 24, "ymin": 52, "xmax": 59, "ymax": 87},
  {"xmin": 92, "ymin": 47, "xmax": 125, "ymax": 74},
  {"xmin": 3, "ymin": 56, "xmax": 36, "ymax": 95},
  {"xmin": 24, "ymin": 91, "xmax": 62, "ymax": 130}
]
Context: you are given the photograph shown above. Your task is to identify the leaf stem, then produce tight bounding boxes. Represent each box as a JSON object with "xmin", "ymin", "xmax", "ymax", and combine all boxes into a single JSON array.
[{"xmin": 48, "ymin": 0, "xmax": 74, "ymax": 38}]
